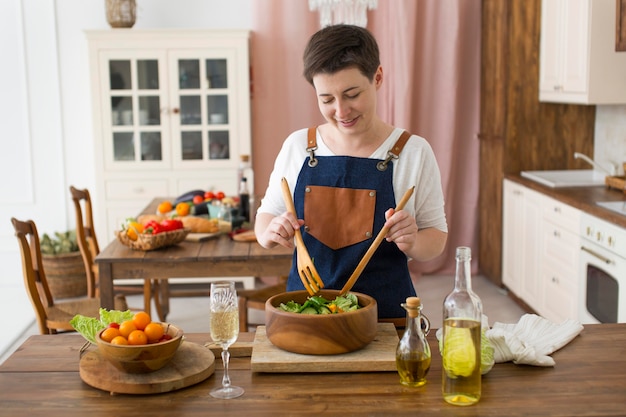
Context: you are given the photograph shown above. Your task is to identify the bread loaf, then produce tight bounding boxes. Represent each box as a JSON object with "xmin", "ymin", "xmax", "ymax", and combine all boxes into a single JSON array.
[
  {"xmin": 180, "ymin": 216, "xmax": 219, "ymax": 233},
  {"xmin": 137, "ymin": 214, "xmax": 166, "ymax": 224}
]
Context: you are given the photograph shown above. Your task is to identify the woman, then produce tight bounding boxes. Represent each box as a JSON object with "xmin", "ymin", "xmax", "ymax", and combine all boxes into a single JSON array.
[{"xmin": 255, "ymin": 24, "xmax": 448, "ymax": 320}]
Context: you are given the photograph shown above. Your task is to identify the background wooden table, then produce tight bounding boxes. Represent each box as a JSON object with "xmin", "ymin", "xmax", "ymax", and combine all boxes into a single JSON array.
[
  {"xmin": 1, "ymin": 324, "xmax": 625, "ymax": 416},
  {"xmin": 96, "ymin": 198, "xmax": 293, "ymax": 311}
]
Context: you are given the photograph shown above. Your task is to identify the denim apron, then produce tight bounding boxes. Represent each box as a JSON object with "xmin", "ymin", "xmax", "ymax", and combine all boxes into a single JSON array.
[{"xmin": 287, "ymin": 128, "xmax": 415, "ymax": 319}]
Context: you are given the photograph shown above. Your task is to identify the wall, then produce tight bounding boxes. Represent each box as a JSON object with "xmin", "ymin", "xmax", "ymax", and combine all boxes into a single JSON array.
[{"xmin": 595, "ymin": 105, "xmax": 626, "ymax": 175}]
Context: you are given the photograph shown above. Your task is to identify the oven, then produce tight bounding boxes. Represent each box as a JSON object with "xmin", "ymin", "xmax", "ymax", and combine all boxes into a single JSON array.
[{"xmin": 579, "ymin": 213, "xmax": 626, "ymax": 324}]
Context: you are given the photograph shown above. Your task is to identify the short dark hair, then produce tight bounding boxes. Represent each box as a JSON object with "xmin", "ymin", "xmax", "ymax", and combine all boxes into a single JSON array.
[{"xmin": 302, "ymin": 24, "xmax": 380, "ymax": 85}]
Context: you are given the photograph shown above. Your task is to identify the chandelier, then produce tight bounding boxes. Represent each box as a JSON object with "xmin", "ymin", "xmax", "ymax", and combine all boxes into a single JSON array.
[{"xmin": 309, "ymin": 0, "xmax": 378, "ymax": 28}]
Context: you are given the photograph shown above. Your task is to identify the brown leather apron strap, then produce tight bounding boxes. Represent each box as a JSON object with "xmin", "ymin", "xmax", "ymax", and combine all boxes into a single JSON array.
[
  {"xmin": 306, "ymin": 127, "xmax": 412, "ymax": 170},
  {"xmin": 391, "ymin": 130, "xmax": 411, "ymax": 155},
  {"xmin": 376, "ymin": 130, "xmax": 412, "ymax": 171}
]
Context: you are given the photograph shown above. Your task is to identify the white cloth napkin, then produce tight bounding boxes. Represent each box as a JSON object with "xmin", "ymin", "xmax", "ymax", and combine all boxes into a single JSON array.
[{"xmin": 485, "ymin": 314, "xmax": 584, "ymax": 367}]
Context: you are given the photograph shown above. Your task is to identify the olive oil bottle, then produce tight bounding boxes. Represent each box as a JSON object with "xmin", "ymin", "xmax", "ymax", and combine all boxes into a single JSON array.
[
  {"xmin": 396, "ymin": 297, "xmax": 431, "ymax": 387},
  {"xmin": 442, "ymin": 247, "xmax": 482, "ymax": 406}
]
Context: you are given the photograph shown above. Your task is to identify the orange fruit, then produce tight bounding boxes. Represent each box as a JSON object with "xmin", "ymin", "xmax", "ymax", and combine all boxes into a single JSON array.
[
  {"xmin": 119, "ymin": 320, "xmax": 137, "ymax": 338},
  {"xmin": 144, "ymin": 322, "xmax": 165, "ymax": 343},
  {"xmin": 128, "ymin": 330, "xmax": 148, "ymax": 345},
  {"xmin": 132, "ymin": 311, "xmax": 151, "ymax": 330},
  {"xmin": 176, "ymin": 202, "xmax": 190, "ymax": 216},
  {"xmin": 111, "ymin": 336, "xmax": 128, "ymax": 345},
  {"xmin": 101, "ymin": 327, "xmax": 121, "ymax": 343},
  {"xmin": 158, "ymin": 201, "xmax": 173, "ymax": 214}
]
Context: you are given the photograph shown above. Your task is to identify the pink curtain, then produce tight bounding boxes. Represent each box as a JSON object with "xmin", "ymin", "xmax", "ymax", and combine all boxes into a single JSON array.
[{"xmin": 251, "ymin": 0, "xmax": 481, "ymax": 275}]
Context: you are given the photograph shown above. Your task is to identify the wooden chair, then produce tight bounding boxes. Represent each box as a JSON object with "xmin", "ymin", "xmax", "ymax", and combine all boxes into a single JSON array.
[
  {"xmin": 11, "ymin": 217, "xmax": 126, "ymax": 334},
  {"xmin": 237, "ymin": 277, "xmax": 287, "ymax": 332},
  {"xmin": 69, "ymin": 186, "xmax": 159, "ymax": 318}
]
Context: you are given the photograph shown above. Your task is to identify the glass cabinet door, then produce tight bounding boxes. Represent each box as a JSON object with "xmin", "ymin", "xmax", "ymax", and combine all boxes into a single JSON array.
[
  {"xmin": 170, "ymin": 51, "xmax": 240, "ymax": 168},
  {"xmin": 104, "ymin": 52, "xmax": 169, "ymax": 169}
]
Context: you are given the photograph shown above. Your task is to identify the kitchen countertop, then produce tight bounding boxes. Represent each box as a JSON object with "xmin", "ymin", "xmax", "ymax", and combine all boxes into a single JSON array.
[
  {"xmin": 506, "ymin": 174, "xmax": 626, "ymax": 229},
  {"xmin": 1, "ymin": 325, "xmax": 625, "ymax": 416}
]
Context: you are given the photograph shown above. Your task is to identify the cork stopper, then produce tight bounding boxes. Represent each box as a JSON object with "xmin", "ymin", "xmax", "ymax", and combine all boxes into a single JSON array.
[
  {"xmin": 240, "ymin": 154, "xmax": 250, "ymax": 162},
  {"xmin": 405, "ymin": 297, "xmax": 421, "ymax": 318}
]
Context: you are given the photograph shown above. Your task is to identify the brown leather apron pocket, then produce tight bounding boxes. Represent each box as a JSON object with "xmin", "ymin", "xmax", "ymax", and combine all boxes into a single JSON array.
[{"xmin": 304, "ymin": 185, "xmax": 376, "ymax": 250}]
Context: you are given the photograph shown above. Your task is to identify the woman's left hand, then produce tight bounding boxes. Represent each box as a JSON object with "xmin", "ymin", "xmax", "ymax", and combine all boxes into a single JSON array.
[
  {"xmin": 383, "ymin": 208, "xmax": 418, "ymax": 254},
  {"xmin": 383, "ymin": 208, "xmax": 448, "ymax": 261}
]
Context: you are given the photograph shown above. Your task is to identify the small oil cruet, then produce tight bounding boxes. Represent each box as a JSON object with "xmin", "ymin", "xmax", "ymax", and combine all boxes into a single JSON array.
[{"xmin": 396, "ymin": 296, "xmax": 431, "ymax": 387}]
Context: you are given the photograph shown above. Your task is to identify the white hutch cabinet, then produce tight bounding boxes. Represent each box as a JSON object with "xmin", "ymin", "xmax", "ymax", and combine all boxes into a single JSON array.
[
  {"xmin": 85, "ymin": 29, "xmax": 251, "ymax": 242},
  {"xmin": 539, "ymin": 0, "xmax": 626, "ymax": 104}
]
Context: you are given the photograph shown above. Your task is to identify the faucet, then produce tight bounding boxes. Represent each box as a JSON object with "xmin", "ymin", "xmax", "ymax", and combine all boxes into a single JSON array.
[{"xmin": 573, "ymin": 152, "xmax": 617, "ymax": 176}]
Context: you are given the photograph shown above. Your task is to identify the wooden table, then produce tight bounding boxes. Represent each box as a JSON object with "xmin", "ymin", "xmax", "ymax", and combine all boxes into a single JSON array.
[
  {"xmin": 1, "ymin": 324, "xmax": 625, "ymax": 416},
  {"xmin": 95, "ymin": 198, "xmax": 293, "ymax": 313}
]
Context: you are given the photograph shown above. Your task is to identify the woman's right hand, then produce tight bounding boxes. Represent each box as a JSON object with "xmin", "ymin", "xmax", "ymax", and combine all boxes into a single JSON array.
[{"xmin": 255, "ymin": 212, "xmax": 303, "ymax": 249}]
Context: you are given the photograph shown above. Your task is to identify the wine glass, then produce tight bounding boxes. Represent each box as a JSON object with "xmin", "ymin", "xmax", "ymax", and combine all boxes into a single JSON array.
[{"xmin": 209, "ymin": 281, "xmax": 244, "ymax": 399}]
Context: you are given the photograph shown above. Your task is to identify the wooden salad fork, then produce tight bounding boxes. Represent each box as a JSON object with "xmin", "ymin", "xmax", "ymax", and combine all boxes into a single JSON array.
[
  {"xmin": 340, "ymin": 186, "xmax": 415, "ymax": 295},
  {"xmin": 280, "ymin": 177, "xmax": 325, "ymax": 295}
]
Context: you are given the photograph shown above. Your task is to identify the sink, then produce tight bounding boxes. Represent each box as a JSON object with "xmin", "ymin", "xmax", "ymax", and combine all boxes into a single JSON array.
[
  {"xmin": 520, "ymin": 170, "xmax": 606, "ymax": 188},
  {"xmin": 597, "ymin": 201, "xmax": 626, "ymax": 217}
]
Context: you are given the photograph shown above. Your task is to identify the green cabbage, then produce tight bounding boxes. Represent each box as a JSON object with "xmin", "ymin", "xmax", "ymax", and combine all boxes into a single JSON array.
[{"xmin": 70, "ymin": 308, "xmax": 134, "ymax": 344}]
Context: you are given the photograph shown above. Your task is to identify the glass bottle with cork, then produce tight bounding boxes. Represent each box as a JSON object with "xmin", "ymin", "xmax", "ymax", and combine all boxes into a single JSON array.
[
  {"xmin": 396, "ymin": 296, "xmax": 431, "ymax": 387},
  {"xmin": 238, "ymin": 155, "xmax": 253, "ymax": 223},
  {"xmin": 441, "ymin": 246, "xmax": 482, "ymax": 406},
  {"xmin": 238, "ymin": 176, "xmax": 250, "ymax": 222}
]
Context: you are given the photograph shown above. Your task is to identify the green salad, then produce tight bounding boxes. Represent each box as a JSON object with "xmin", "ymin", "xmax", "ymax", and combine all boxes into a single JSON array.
[{"xmin": 278, "ymin": 293, "xmax": 360, "ymax": 314}]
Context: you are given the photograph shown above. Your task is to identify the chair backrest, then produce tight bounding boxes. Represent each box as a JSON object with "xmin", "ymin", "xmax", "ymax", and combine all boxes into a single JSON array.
[
  {"xmin": 11, "ymin": 218, "xmax": 55, "ymax": 335},
  {"xmin": 69, "ymin": 186, "xmax": 99, "ymax": 298}
]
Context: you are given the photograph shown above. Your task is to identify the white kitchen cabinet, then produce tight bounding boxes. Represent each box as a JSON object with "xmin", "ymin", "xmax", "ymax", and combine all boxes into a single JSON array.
[
  {"xmin": 502, "ymin": 179, "xmax": 543, "ymax": 311},
  {"xmin": 539, "ymin": 196, "xmax": 581, "ymax": 322},
  {"xmin": 502, "ymin": 180, "xmax": 581, "ymax": 321},
  {"xmin": 86, "ymin": 29, "xmax": 251, "ymax": 241},
  {"xmin": 539, "ymin": 0, "xmax": 626, "ymax": 104}
]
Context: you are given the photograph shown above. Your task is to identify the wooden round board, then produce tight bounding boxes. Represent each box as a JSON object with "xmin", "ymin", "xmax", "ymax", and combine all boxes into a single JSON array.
[{"xmin": 79, "ymin": 341, "xmax": 215, "ymax": 394}]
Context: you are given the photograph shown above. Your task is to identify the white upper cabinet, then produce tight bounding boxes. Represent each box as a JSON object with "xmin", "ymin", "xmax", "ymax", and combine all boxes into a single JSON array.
[
  {"xmin": 539, "ymin": 0, "xmax": 626, "ymax": 104},
  {"xmin": 86, "ymin": 29, "xmax": 251, "ymax": 241}
]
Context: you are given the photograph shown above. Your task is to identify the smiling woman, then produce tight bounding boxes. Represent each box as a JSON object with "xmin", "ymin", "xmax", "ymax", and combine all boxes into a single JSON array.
[{"xmin": 250, "ymin": 1, "xmax": 482, "ymax": 277}]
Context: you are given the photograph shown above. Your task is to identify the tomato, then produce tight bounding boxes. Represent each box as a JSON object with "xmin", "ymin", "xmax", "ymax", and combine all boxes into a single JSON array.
[
  {"xmin": 216, "ymin": 191, "xmax": 226, "ymax": 200},
  {"xmin": 175, "ymin": 202, "xmax": 191, "ymax": 217},
  {"xmin": 204, "ymin": 191, "xmax": 216, "ymax": 200},
  {"xmin": 101, "ymin": 327, "xmax": 121, "ymax": 343},
  {"xmin": 118, "ymin": 320, "xmax": 137, "ymax": 338},
  {"xmin": 132, "ymin": 311, "xmax": 151, "ymax": 331},
  {"xmin": 144, "ymin": 322, "xmax": 165, "ymax": 343},
  {"xmin": 108, "ymin": 322, "xmax": 120, "ymax": 329},
  {"xmin": 160, "ymin": 219, "xmax": 183, "ymax": 232},
  {"xmin": 157, "ymin": 201, "xmax": 173, "ymax": 214},
  {"xmin": 128, "ymin": 330, "xmax": 148, "ymax": 345}
]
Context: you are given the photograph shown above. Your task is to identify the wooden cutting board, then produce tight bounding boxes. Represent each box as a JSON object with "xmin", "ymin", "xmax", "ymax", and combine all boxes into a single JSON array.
[
  {"xmin": 185, "ymin": 232, "xmax": 221, "ymax": 242},
  {"xmin": 250, "ymin": 323, "xmax": 399, "ymax": 373},
  {"xmin": 79, "ymin": 341, "xmax": 215, "ymax": 394}
]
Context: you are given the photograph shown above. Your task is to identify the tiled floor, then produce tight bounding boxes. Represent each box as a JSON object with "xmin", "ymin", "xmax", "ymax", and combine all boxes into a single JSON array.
[{"xmin": 0, "ymin": 274, "xmax": 527, "ymax": 364}]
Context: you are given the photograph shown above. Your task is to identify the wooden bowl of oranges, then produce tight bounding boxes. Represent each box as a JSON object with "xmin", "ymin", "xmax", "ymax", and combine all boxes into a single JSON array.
[{"xmin": 95, "ymin": 312, "xmax": 184, "ymax": 374}]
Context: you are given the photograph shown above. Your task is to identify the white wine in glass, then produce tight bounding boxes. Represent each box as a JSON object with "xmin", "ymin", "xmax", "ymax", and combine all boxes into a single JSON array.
[{"xmin": 209, "ymin": 281, "xmax": 244, "ymax": 399}]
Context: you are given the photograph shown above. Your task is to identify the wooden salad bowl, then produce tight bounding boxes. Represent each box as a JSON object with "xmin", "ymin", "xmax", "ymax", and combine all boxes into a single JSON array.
[
  {"xmin": 95, "ymin": 323, "xmax": 184, "ymax": 373},
  {"xmin": 265, "ymin": 290, "xmax": 378, "ymax": 355}
]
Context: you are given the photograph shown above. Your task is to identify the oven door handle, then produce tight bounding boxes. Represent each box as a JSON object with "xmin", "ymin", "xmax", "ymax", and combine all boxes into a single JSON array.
[{"xmin": 581, "ymin": 245, "xmax": 613, "ymax": 265}]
